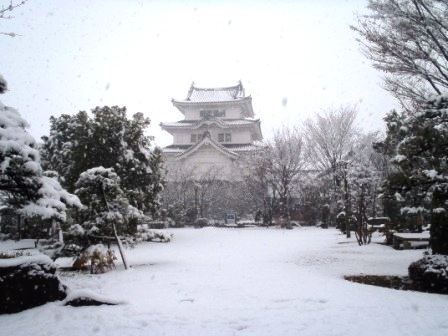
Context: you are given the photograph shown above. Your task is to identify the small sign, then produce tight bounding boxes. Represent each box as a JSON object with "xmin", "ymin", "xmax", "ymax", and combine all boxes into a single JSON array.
[{"xmin": 226, "ymin": 213, "xmax": 236, "ymax": 224}]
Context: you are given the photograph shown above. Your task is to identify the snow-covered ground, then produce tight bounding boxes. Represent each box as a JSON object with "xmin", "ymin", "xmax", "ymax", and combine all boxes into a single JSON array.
[{"xmin": 1, "ymin": 227, "xmax": 447, "ymax": 336}]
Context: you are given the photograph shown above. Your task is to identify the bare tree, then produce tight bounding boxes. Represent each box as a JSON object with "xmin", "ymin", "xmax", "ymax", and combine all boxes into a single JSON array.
[
  {"xmin": 1, "ymin": 0, "xmax": 28, "ymax": 37},
  {"xmin": 352, "ymin": 0, "xmax": 448, "ymax": 110},
  {"xmin": 194, "ymin": 166, "xmax": 225, "ymax": 219},
  {"xmin": 304, "ymin": 105, "xmax": 358, "ymax": 229},
  {"xmin": 337, "ymin": 132, "xmax": 384, "ymax": 243},
  {"xmin": 265, "ymin": 126, "xmax": 306, "ymax": 229},
  {"xmin": 239, "ymin": 150, "xmax": 274, "ymax": 226},
  {"xmin": 162, "ymin": 164, "xmax": 196, "ymax": 208},
  {"xmin": 304, "ymin": 105, "xmax": 358, "ymax": 173}
]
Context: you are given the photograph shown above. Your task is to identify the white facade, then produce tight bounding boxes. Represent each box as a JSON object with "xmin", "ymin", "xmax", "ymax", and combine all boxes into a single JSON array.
[{"xmin": 160, "ymin": 82, "xmax": 263, "ymax": 180}]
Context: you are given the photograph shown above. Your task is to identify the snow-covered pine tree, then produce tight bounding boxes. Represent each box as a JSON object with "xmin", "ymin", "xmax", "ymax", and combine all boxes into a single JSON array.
[
  {"xmin": 393, "ymin": 95, "xmax": 448, "ymax": 254},
  {"xmin": 41, "ymin": 112, "xmax": 91, "ymax": 192},
  {"xmin": 74, "ymin": 167, "xmax": 143, "ymax": 236},
  {"xmin": 41, "ymin": 106, "xmax": 165, "ymax": 222},
  {"xmin": 373, "ymin": 110, "xmax": 409, "ymax": 229},
  {"xmin": 0, "ymin": 75, "xmax": 81, "ymax": 234}
]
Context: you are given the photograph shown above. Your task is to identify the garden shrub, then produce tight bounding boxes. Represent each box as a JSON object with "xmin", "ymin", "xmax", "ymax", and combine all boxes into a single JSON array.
[
  {"xmin": 194, "ymin": 218, "xmax": 208, "ymax": 228},
  {"xmin": 408, "ymin": 252, "xmax": 448, "ymax": 294},
  {"xmin": 135, "ymin": 226, "xmax": 172, "ymax": 242},
  {"xmin": 72, "ymin": 244, "xmax": 117, "ymax": 274},
  {"xmin": 0, "ymin": 254, "xmax": 66, "ymax": 314}
]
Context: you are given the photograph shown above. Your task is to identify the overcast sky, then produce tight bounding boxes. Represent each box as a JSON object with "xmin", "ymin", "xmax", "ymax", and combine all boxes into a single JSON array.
[{"xmin": 1, "ymin": 0, "xmax": 398, "ymax": 147}]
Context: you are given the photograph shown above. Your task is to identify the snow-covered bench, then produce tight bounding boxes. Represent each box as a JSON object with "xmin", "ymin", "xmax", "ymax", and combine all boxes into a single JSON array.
[{"xmin": 393, "ymin": 232, "xmax": 430, "ymax": 250}]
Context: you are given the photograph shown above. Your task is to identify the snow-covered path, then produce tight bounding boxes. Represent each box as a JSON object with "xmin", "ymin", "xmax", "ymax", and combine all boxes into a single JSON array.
[{"xmin": 1, "ymin": 228, "xmax": 448, "ymax": 336}]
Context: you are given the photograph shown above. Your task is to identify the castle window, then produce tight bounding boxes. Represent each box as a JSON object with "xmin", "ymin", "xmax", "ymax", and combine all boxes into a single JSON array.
[
  {"xmin": 191, "ymin": 133, "xmax": 204, "ymax": 143},
  {"xmin": 215, "ymin": 110, "xmax": 225, "ymax": 117},
  {"xmin": 218, "ymin": 133, "xmax": 231, "ymax": 142},
  {"xmin": 200, "ymin": 110, "xmax": 225, "ymax": 118}
]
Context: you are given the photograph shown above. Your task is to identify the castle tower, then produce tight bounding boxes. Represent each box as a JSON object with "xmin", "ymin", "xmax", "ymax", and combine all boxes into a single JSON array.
[{"xmin": 160, "ymin": 81, "xmax": 263, "ymax": 180}]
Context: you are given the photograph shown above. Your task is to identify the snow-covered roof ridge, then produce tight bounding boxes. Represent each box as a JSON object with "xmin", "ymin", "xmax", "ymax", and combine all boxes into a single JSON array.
[
  {"xmin": 223, "ymin": 143, "xmax": 265, "ymax": 152},
  {"xmin": 160, "ymin": 118, "xmax": 260, "ymax": 130},
  {"xmin": 185, "ymin": 81, "xmax": 246, "ymax": 102},
  {"xmin": 171, "ymin": 81, "xmax": 255, "ymax": 118}
]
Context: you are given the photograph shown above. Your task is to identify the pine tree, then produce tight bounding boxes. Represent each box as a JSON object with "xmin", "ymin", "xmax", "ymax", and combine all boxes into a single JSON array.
[
  {"xmin": 0, "ymin": 75, "xmax": 81, "ymax": 229},
  {"xmin": 74, "ymin": 167, "xmax": 142, "ymax": 236},
  {"xmin": 41, "ymin": 106, "xmax": 165, "ymax": 222},
  {"xmin": 387, "ymin": 95, "xmax": 448, "ymax": 254}
]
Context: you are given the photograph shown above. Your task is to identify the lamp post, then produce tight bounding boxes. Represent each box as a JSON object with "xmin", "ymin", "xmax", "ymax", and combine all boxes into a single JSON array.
[{"xmin": 194, "ymin": 182, "xmax": 201, "ymax": 221}]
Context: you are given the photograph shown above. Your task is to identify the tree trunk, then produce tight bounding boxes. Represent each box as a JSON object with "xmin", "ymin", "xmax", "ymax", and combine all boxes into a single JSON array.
[{"xmin": 344, "ymin": 176, "xmax": 351, "ymax": 238}]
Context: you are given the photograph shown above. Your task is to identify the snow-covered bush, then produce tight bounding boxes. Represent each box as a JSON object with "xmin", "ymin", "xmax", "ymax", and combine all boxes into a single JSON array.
[
  {"xmin": 135, "ymin": 226, "xmax": 172, "ymax": 243},
  {"xmin": 0, "ymin": 253, "xmax": 66, "ymax": 314},
  {"xmin": 194, "ymin": 218, "xmax": 209, "ymax": 228},
  {"xmin": 408, "ymin": 252, "xmax": 448, "ymax": 294},
  {"xmin": 75, "ymin": 167, "xmax": 145, "ymax": 236},
  {"xmin": 147, "ymin": 220, "xmax": 167, "ymax": 229},
  {"xmin": 72, "ymin": 244, "xmax": 117, "ymax": 274},
  {"xmin": 0, "ymin": 232, "xmax": 10, "ymax": 241}
]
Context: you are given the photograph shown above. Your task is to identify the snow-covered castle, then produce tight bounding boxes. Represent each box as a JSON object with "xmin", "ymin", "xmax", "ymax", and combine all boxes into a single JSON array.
[{"xmin": 160, "ymin": 82, "xmax": 263, "ymax": 180}]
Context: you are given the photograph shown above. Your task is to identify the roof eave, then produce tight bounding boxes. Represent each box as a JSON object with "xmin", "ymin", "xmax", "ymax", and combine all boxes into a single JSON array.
[{"xmin": 175, "ymin": 136, "xmax": 239, "ymax": 161}]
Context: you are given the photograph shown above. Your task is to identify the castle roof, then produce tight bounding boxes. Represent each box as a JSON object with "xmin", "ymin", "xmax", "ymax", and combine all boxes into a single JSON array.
[
  {"xmin": 160, "ymin": 117, "xmax": 259, "ymax": 129},
  {"xmin": 173, "ymin": 132, "xmax": 239, "ymax": 161},
  {"xmin": 186, "ymin": 82, "xmax": 245, "ymax": 102},
  {"xmin": 163, "ymin": 142, "xmax": 265, "ymax": 155},
  {"xmin": 160, "ymin": 118, "xmax": 263, "ymax": 141},
  {"xmin": 171, "ymin": 81, "xmax": 254, "ymax": 117}
]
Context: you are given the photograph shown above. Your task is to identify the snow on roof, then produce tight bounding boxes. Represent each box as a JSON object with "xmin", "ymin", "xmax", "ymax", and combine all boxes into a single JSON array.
[
  {"xmin": 186, "ymin": 82, "xmax": 246, "ymax": 102},
  {"xmin": 162, "ymin": 143, "xmax": 265, "ymax": 156},
  {"xmin": 224, "ymin": 144, "xmax": 265, "ymax": 152},
  {"xmin": 174, "ymin": 133, "xmax": 239, "ymax": 160},
  {"xmin": 160, "ymin": 118, "xmax": 260, "ymax": 130}
]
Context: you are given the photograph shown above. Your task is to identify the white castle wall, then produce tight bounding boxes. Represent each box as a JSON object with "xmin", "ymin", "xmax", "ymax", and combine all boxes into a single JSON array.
[{"xmin": 164, "ymin": 147, "xmax": 242, "ymax": 181}]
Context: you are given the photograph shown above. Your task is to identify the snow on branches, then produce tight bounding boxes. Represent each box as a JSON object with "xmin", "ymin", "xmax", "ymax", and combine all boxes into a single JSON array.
[
  {"xmin": 0, "ymin": 85, "xmax": 81, "ymax": 222},
  {"xmin": 352, "ymin": 0, "xmax": 448, "ymax": 110}
]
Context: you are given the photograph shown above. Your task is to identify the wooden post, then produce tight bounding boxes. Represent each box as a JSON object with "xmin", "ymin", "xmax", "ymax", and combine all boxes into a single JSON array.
[
  {"xmin": 100, "ymin": 183, "xmax": 129, "ymax": 270},
  {"xmin": 113, "ymin": 223, "xmax": 129, "ymax": 270}
]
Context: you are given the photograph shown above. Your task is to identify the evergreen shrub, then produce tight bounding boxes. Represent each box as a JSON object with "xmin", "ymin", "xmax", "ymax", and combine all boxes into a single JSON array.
[{"xmin": 408, "ymin": 252, "xmax": 448, "ymax": 294}]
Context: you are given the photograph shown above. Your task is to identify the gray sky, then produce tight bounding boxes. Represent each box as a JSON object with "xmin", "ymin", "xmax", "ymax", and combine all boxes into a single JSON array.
[{"xmin": 1, "ymin": 0, "xmax": 398, "ymax": 147}]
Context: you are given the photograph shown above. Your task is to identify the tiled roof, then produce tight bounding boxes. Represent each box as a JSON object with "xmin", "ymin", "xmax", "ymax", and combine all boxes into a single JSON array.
[
  {"xmin": 223, "ymin": 144, "xmax": 266, "ymax": 152},
  {"xmin": 160, "ymin": 118, "xmax": 259, "ymax": 129},
  {"xmin": 162, "ymin": 143, "xmax": 265, "ymax": 155},
  {"xmin": 186, "ymin": 82, "xmax": 245, "ymax": 102},
  {"xmin": 174, "ymin": 132, "xmax": 239, "ymax": 160}
]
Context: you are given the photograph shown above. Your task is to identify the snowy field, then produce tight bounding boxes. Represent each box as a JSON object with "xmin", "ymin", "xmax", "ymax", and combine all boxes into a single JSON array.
[{"xmin": 1, "ymin": 227, "xmax": 448, "ymax": 336}]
